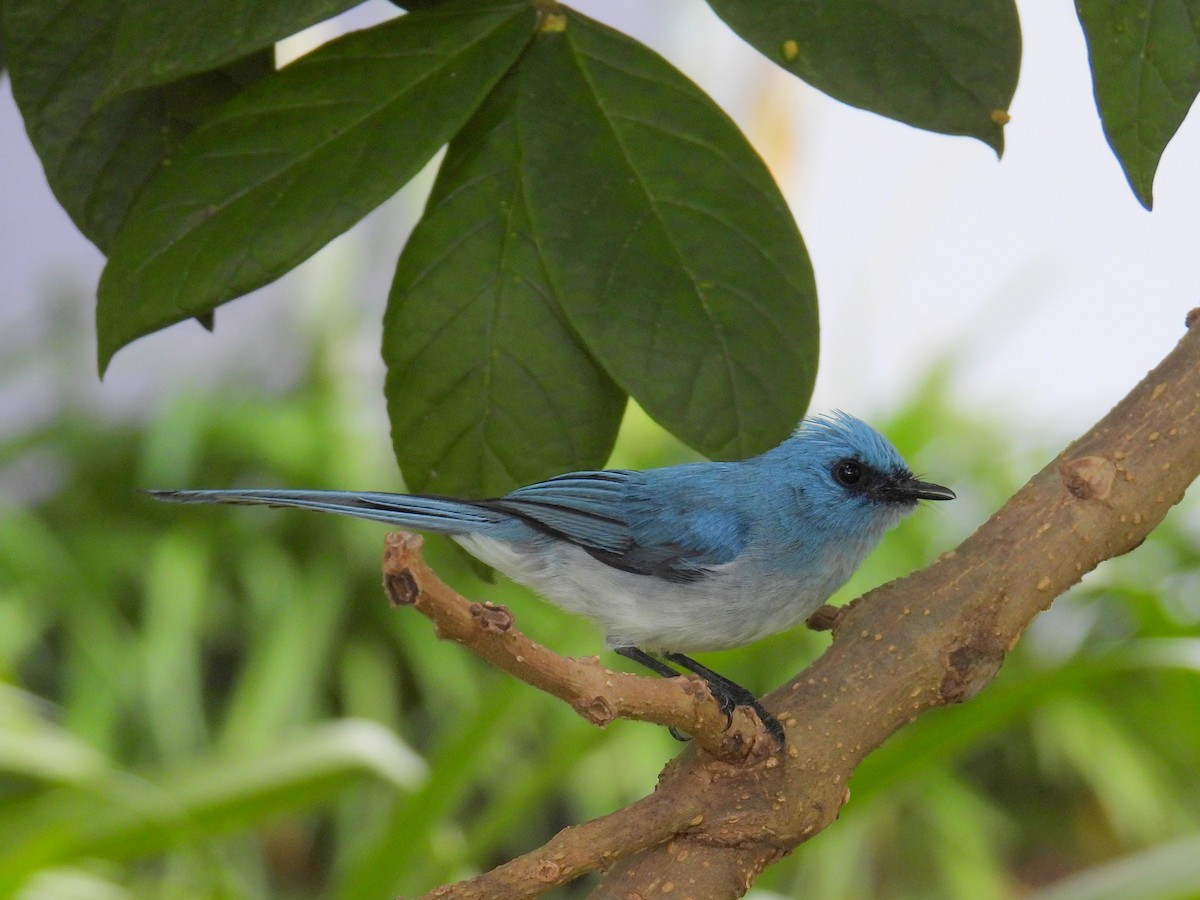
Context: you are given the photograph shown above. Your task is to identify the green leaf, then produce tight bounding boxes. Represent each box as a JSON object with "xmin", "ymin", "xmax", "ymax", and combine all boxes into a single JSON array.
[
  {"xmin": 1032, "ymin": 833, "xmax": 1200, "ymax": 900},
  {"xmin": 706, "ymin": 0, "xmax": 1021, "ymax": 154},
  {"xmin": 384, "ymin": 68, "xmax": 625, "ymax": 498},
  {"xmin": 96, "ymin": 0, "xmax": 537, "ymax": 373},
  {"xmin": 339, "ymin": 676, "xmax": 528, "ymax": 899},
  {"xmin": 850, "ymin": 638, "xmax": 1200, "ymax": 804},
  {"xmin": 2, "ymin": 0, "xmax": 272, "ymax": 250},
  {"xmin": 512, "ymin": 9, "xmax": 818, "ymax": 461},
  {"xmin": 102, "ymin": 0, "xmax": 362, "ymax": 101},
  {"xmin": 0, "ymin": 685, "xmax": 110, "ymax": 785},
  {"xmin": 1076, "ymin": 0, "xmax": 1200, "ymax": 209},
  {"xmin": 0, "ymin": 721, "xmax": 424, "ymax": 880}
]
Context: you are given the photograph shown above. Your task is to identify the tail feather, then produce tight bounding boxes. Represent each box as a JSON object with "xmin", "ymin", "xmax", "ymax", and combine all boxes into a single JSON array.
[{"xmin": 145, "ymin": 489, "xmax": 502, "ymax": 534}]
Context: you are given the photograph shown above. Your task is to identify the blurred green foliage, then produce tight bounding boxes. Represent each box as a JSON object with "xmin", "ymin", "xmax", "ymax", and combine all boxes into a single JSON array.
[{"xmin": 3, "ymin": 334, "xmax": 1200, "ymax": 899}]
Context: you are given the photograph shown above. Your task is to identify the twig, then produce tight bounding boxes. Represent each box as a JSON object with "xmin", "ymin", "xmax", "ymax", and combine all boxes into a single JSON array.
[
  {"xmin": 420, "ymin": 787, "xmax": 707, "ymax": 900},
  {"xmin": 381, "ymin": 534, "xmax": 777, "ymax": 760}
]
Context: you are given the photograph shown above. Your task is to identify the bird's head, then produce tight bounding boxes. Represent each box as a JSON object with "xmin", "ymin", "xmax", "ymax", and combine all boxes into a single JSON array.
[{"xmin": 778, "ymin": 411, "xmax": 955, "ymax": 532}]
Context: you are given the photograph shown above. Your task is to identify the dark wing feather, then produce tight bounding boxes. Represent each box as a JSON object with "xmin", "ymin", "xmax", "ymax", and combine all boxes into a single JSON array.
[{"xmin": 482, "ymin": 467, "xmax": 747, "ymax": 583}]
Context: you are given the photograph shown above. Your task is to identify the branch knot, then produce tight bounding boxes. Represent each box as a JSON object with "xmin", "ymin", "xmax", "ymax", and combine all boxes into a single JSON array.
[
  {"xmin": 469, "ymin": 601, "xmax": 514, "ymax": 633},
  {"xmin": 573, "ymin": 694, "xmax": 617, "ymax": 726},
  {"xmin": 1059, "ymin": 455, "xmax": 1116, "ymax": 501},
  {"xmin": 384, "ymin": 569, "xmax": 420, "ymax": 606},
  {"xmin": 939, "ymin": 641, "xmax": 1005, "ymax": 704}
]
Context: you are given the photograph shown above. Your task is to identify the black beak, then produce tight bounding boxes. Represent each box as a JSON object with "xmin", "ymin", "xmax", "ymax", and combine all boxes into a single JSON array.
[{"xmin": 881, "ymin": 475, "xmax": 956, "ymax": 503}]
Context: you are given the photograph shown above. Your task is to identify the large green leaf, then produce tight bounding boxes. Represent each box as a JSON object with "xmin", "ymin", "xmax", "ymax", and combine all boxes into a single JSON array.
[
  {"xmin": 706, "ymin": 0, "xmax": 1021, "ymax": 154},
  {"xmin": 96, "ymin": 0, "xmax": 537, "ymax": 373},
  {"xmin": 1076, "ymin": 0, "xmax": 1200, "ymax": 209},
  {"xmin": 102, "ymin": 0, "xmax": 362, "ymax": 101},
  {"xmin": 512, "ymin": 9, "xmax": 818, "ymax": 461},
  {"xmin": 384, "ymin": 69, "xmax": 625, "ymax": 497},
  {"xmin": 2, "ymin": 0, "xmax": 272, "ymax": 250}
]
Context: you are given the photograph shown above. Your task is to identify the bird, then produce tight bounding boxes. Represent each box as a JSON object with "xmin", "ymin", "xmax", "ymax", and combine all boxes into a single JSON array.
[{"xmin": 148, "ymin": 411, "xmax": 954, "ymax": 745}]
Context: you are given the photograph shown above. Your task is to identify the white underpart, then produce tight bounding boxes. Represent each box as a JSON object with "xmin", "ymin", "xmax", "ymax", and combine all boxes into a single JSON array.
[{"xmin": 453, "ymin": 530, "xmax": 879, "ymax": 653}]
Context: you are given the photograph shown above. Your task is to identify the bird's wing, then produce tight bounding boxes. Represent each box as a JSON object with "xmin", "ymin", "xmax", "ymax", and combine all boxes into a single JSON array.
[
  {"xmin": 487, "ymin": 472, "xmax": 635, "ymax": 552},
  {"xmin": 485, "ymin": 469, "xmax": 747, "ymax": 583}
]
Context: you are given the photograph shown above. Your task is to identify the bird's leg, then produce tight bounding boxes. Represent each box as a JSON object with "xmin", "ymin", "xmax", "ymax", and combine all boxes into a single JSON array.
[
  {"xmin": 614, "ymin": 647, "xmax": 785, "ymax": 747},
  {"xmin": 613, "ymin": 646, "xmax": 698, "ymax": 741},
  {"xmin": 614, "ymin": 645, "xmax": 682, "ymax": 679},
  {"xmin": 663, "ymin": 652, "xmax": 785, "ymax": 747}
]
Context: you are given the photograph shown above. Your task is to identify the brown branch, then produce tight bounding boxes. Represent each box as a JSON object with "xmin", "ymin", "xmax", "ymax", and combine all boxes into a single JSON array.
[
  {"xmin": 420, "ymin": 785, "xmax": 707, "ymax": 899},
  {"xmin": 591, "ymin": 310, "xmax": 1200, "ymax": 895},
  {"xmin": 381, "ymin": 534, "xmax": 775, "ymax": 760},
  {"xmin": 395, "ymin": 309, "xmax": 1200, "ymax": 899}
]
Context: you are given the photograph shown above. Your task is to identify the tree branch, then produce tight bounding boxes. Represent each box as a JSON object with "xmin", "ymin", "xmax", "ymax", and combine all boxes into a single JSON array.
[
  {"xmin": 381, "ymin": 534, "xmax": 775, "ymax": 760},
  {"xmin": 421, "ymin": 786, "xmax": 707, "ymax": 899},
  {"xmin": 398, "ymin": 310, "xmax": 1200, "ymax": 898}
]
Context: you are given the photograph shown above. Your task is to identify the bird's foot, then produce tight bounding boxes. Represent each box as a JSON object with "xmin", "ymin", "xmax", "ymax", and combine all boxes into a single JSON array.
[
  {"xmin": 615, "ymin": 646, "xmax": 785, "ymax": 748},
  {"xmin": 663, "ymin": 652, "xmax": 786, "ymax": 749},
  {"xmin": 703, "ymin": 679, "xmax": 786, "ymax": 748}
]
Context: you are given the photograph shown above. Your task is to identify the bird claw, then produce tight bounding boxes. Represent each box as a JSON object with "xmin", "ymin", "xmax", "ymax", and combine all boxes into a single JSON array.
[
  {"xmin": 751, "ymin": 703, "xmax": 787, "ymax": 748},
  {"xmin": 669, "ymin": 703, "xmax": 783, "ymax": 748},
  {"xmin": 617, "ymin": 647, "xmax": 785, "ymax": 748},
  {"xmin": 707, "ymin": 681, "xmax": 786, "ymax": 749}
]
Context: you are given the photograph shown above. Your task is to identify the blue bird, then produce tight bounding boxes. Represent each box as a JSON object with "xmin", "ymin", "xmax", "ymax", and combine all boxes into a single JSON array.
[{"xmin": 149, "ymin": 412, "xmax": 954, "ymax": 744}]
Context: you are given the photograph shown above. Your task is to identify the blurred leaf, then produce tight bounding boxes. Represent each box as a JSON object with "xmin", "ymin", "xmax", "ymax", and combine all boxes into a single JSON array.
[
  {"xmin": 340, "ymin": 676, "xmax": 526, "ymax": 899},
  {"xmin": 919, "ymin": 773, "xmax": 1014, "ymax": 900},
  {"xmin": 102, "ymin": 0, "xmax": 363, "ymax": 100},
  {"xmin": 217, "ymin": 544, "xmax": 348, "ymax": 754},
  {"xmin": 0, "ymin": 686, "xmax": 110, "ymax": 784},
  {"xmin": 338, "ymin": 639, "xmax": 405, "ymax": 732},
  {"xmin": 0, "ymin": 721, "xmax": 424, "ymax": 880},
  {"xmin": 850, "ymin": 638, "xmax": 1200, "ymax": 804},
  {"xmin": 459, "ymin": 724, "xmax": 612, "ymax": 871},
  {"xmin": 1031, "ymin": 698, "xmax": 1180, "ymax": 845},
  {"xmin": 96, "ymin": 0, "xmax": 537, "ymax": 372},
  {"xmin": 513, "ymin": 9, "xmax": 818, "ymax": 460},
  {"xmin": 15, "ymin": 868, "xmax": 132, "ymax": 900},
  {"xmin": 1031, "ymin": 832, "xmax": 1200, "ymax": 900},
  {"xmin": 2, "ymin": 0, "xmax": 272, "ymax": 250},
  {"xmin": 706, "ymin": 0, "xmax": 1020, "ymax": 154},
  {"xmin": 1076, "ymin": 0, "xmax": 1200, "ymax": 209},
  {"xmin": 383, "ymin": 61, "xmax": 625, "ymax": 497},
  {"xmin": 140, "ymin": 534, "xmax": 212, "ymax": 760}
]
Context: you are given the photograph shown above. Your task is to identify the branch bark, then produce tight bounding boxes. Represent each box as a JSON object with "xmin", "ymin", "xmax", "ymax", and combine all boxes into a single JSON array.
[
  {"xmin": 397, "ymin": 310, "xmax": 1200, "ymax": 899},
  {"xmin": 381, "ymin": 535, "xmax": 775, "ymax": 760}
]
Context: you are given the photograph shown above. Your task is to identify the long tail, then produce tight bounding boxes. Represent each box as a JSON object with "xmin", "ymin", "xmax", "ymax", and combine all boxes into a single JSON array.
[{"xmin": 146, "ymin": 489, "xmax": 505, "ymax": 534}]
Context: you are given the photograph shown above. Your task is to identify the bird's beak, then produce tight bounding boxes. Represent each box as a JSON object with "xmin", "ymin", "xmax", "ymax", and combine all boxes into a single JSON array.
[
  {"xmin": 895, "ymin": 476, "xmax": 956, "ymax": 501},
  {"xmin": 879, "ymin": 475, "xmax": 956, "ymax": 503}
]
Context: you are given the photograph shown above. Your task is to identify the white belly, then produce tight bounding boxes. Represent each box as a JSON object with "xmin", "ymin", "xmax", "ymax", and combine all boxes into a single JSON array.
[{"xmin": 453, "ymin": 534, "xmax": 852, "ymax": 653}]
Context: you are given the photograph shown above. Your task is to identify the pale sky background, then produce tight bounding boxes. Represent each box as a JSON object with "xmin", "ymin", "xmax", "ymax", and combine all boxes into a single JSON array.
[{"xmin": 1, "ymin": 0, "xmax": 1197, "ymax": 459}]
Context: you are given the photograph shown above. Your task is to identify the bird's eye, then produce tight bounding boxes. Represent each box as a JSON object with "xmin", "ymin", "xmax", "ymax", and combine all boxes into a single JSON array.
[{"xmin": 833, "ymin": 459, "xmax": 863, "ymax": 487}]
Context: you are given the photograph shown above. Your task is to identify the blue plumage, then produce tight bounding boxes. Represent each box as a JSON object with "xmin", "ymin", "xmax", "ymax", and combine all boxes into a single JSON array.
[{"xmin": 150, "ymin": 411, "xmax": 954, "ymax": 744}]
